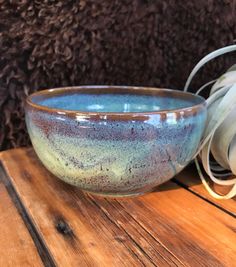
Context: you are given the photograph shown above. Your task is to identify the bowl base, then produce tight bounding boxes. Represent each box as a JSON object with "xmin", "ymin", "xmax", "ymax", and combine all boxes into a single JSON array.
[{"xmin": 82, "ymin": 189, "xmax": 153, "ymax": 198}]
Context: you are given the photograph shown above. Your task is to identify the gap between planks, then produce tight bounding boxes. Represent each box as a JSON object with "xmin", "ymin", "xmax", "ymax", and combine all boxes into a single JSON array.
[
  {"xmin": 0, "ymin": 161, "xmax": 56, "ymax": 267},
  {"xmin": 173, "ymin": 165, "xmax": 236, "ymax": 218}
]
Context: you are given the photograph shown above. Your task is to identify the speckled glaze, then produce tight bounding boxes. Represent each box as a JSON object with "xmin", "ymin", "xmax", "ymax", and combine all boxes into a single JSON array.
[{"xmin": 25, "ymin": 86, "xmax": 207, "ymax": 197}]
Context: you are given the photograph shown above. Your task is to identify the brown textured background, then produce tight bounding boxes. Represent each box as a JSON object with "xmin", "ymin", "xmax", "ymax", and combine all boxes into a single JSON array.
[{"xmin": 0, "ymin": 0, "xmax": 236, "ymax": 151}]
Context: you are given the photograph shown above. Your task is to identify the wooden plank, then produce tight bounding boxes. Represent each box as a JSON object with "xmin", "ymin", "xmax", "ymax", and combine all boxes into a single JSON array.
[
  {"xmin": 174, "ymin": 165, "xmax": 236, "ymax": 216},
  {"xmin": 114, "ymin": 186, "xmax": 236, "ymax": 266},
  {"xmin": 0, "ymin": 149, "xmax": 170, "ymax": 267},
  {"xmin": 0, "ymin": 148, "xmax": 236, "ymax": 267},
  {"xmin": 0, "ymin": 180, "xmax": 43, "ymax": 267}
]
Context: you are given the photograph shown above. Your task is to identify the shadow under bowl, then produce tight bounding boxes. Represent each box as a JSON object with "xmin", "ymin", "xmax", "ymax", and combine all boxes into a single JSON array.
[{"xmin": 25, "ymin": 86, "xmax": 207, "ymax": 197}]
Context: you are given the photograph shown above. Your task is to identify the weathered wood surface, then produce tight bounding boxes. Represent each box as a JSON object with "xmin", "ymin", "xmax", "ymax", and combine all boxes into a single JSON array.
[
  {"xmin": 174, "ymin": 165, "xmax": 236, "ymax": 217},
  {"xmin": 0, "ymin": 178, "xmax": 43, "ymax": 267},
  {"xmin": 0, "ymin": 148, "xmax": 236, "ymax": 267}
]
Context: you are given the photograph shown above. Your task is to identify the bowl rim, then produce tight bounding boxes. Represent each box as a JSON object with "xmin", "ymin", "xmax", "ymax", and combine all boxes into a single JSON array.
[{"xmin": 26, "ymin": 86, "xmax": 206, "ymax": 119}]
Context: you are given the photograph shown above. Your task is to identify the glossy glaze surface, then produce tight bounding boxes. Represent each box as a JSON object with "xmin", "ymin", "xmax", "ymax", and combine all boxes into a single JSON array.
[
  {"xmin": 38, "ymin": 92, "xmax": 202, "ymax": 112},
  {"xmin": 25, "ymin": 86, "xmax": 207, "ymax": 197}
]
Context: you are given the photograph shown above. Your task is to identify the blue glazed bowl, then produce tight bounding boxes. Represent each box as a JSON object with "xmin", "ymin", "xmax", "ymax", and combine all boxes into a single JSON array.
[{"xmin": 25, "ymin": 86, "xmax": 207, "ymax": 197}]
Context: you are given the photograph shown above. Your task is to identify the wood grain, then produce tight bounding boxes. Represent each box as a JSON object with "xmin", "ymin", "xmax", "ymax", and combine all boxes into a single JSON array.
[
  {"xmin": 0, "ymin": 180, "xmax": 43, "ymax": 267},
  {"xmin": 174, "ymin": 165, "xmax": 236, "ymax": 217},
  {"xmin": 0, "ymin": 147, "xmax": 236, "ymax": 267}
]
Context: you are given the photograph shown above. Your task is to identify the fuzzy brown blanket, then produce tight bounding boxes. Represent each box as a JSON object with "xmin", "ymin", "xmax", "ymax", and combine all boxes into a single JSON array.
[{"xmin": 0, "ymin": 0, "xmax": 235, "ymax": 150}]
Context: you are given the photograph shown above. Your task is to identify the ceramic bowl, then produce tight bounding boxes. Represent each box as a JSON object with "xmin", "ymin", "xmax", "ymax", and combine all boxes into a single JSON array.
[{"xmin": 25, "ymin": 86, "xmax": 207, "ymax": 197}]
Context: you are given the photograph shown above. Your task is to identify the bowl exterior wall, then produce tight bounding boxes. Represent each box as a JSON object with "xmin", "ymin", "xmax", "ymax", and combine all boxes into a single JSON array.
[{"xmin": 26, "ymin": 104, "xmax": 206, "ymax": 196}]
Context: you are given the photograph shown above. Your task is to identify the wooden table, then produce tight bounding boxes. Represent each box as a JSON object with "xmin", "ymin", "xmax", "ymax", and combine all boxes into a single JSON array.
[{"xmin": 0, "ymin": 148, "xmax": 235, "ymax": 267}]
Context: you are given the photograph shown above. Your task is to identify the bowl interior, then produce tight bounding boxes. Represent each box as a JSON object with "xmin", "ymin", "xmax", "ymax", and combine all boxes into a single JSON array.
[{"xmin": 29, "ymin": 86, "xmax": 204, "ymax": 113}]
